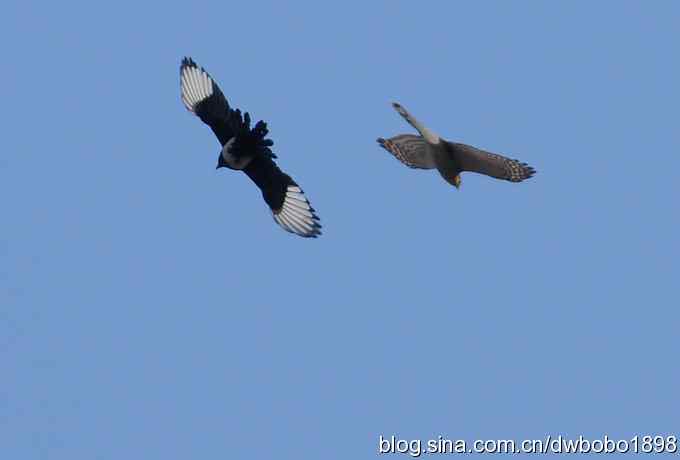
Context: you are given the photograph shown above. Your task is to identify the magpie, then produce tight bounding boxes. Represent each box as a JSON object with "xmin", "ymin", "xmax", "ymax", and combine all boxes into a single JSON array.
[{"xmin": 180, "ymin": 57, "xmax": 321, "ymax": 238}]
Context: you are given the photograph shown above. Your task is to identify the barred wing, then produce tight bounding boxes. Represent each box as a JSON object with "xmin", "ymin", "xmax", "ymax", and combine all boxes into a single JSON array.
[
  {"xmin": 452, "ymin": 142, "xmax": 536, "ymax": 182},
  {"xmin": 376, "ymin": 135, "xmax": 436, "ymax": 169}
]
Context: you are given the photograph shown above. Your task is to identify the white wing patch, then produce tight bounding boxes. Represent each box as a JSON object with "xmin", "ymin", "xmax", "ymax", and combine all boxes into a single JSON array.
[
  {"xmin": 180, "ymin": 64, "xmax": 214, "ymax": 113},
  {"xmin": 272, "ymin": 185, "xmax": 322, "ymax": 238}
]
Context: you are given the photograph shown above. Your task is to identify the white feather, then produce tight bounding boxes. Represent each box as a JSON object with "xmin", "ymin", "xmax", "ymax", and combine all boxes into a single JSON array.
[
  {"xmin": 181, "ymin": 65, "xmax": 214, "ymax": 111},
  {"xmin": 183, "ymin": 72, "xmax": 198, "ymax": 103},
  {"xmin": 187, "ymin": 69, "xmax": 199, "ymax": 96},
  {"xmin": 276, "ymin": 212, "xmax": 300, "ymax": 234},
  {"xmin": 284, "ymin": 220, "xmax": 306, "ymax": 236},
  {"xmin": 285, "ymin": 191, "xmax": 306, "ymax": 201},
  {"xmin": 202, "ymin": 72, "xmax": 211, "ymax": 96},
  {"xmin": 283, "ymin": 209, "xmax": 314, "ymax": 232},
  {"xmin": 270, "ymin": 187, "xmax": 321, "ymax": 237},
  {"xmin": 285, "ymin": 198, "xmax": 312, "ymax": 211},
  {"xmin": 287, "ymin": 205, "xmax": 314, "ymax": 219},
  {"xmin": 182, "ymin": 77, "xmax": 198, "ymax": 107}
]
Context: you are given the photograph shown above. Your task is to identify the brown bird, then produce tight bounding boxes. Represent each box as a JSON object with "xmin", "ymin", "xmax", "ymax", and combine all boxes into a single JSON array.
[{"xmin": 377, "ymin": 102, "xmax": 536, "ymax": 189}]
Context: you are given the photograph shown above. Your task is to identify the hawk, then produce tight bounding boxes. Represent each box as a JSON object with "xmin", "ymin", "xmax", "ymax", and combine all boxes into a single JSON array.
[
  {"xmin": 377, "ymin": 102, "xmax": 536, "ymax": 188},
  {"xmin": 180, "ymin": 57, "xmax": 321, "ymax": 238}
]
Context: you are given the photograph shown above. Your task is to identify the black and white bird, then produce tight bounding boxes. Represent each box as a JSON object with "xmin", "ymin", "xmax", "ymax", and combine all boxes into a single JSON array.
[
  {"xmin": 180, "ymin": 57, "xmax": 321, "ymax": 238},
  {"xmin": 378, "ymin": 102, "xmax": 535, "ymax": 189}
]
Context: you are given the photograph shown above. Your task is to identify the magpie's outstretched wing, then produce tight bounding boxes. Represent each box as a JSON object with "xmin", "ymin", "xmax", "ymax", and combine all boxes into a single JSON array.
[
  {"xmin": 243, "ymin": 155, "xmax": 322, "ymax": 238},
  {"xmin": 180, "ymin": 57, "xmax": 238, "ymax": 145}
]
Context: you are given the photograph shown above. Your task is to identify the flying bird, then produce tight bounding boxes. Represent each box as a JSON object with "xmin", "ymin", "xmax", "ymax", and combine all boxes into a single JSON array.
[
  {"xmin": 377, "ymin": 102, "xmax": 536, "ymax": 189},
  {"xmin": 179, "ymin": 57, "xmax": 321, "ymax": 238}
]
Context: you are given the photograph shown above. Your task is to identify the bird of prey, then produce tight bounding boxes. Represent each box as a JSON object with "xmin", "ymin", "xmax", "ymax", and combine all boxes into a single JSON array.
[
  {"xmin": 377, "ymin": 102, "xmax": 536, "ymax": 189},
  {"xmin": 179, "ymin": 57, "xmax": 321, "ymax": 238}
]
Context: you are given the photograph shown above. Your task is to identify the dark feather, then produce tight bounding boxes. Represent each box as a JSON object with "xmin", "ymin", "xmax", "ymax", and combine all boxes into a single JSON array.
[{"xmin": 243, "ymin": 155, "xmax": 292, "ymax": 211}]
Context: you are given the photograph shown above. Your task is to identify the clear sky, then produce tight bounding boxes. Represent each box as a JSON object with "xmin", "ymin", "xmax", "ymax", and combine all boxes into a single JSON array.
[{"xmin": 2, "ymin": 1, "xmax": 679, "ymax": 458}]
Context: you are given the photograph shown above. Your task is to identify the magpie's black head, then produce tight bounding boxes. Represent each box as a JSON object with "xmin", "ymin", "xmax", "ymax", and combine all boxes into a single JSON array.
[{"xmin": 216, "ymin": 153, "xmax": 228, "ymax": 169}]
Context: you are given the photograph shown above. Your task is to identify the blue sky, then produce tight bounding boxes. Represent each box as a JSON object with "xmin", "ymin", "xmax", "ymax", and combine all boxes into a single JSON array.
[{"xmin": 2, "ymin": 1, "xmax": 679, "ymax": 458}]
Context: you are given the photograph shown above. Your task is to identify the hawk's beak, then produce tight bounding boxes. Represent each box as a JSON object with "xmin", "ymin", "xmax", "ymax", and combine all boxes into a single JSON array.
[{"xmin": 453, "ymin": 176, "xmax": 461, "ymax": 189}]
